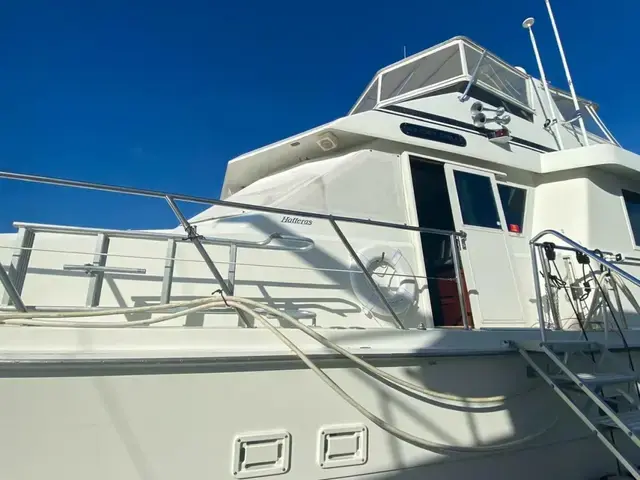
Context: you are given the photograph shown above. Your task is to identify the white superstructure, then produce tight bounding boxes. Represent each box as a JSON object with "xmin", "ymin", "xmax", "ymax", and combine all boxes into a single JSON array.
[{"xmin": 1, "ymin": 26, "xmax": 640, "ymax": 480}]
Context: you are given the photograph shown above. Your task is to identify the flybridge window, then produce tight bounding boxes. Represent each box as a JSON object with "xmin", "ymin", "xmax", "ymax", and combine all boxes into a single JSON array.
[
  {"xmin": 349, "ymin": 37, "xmax": 532, "ymax": 115},
  {"xmin": 550, "ymin": 90, "xmax": 613, "ymax": 143},
  {"xmin": 497, "ymin": 184, "xmax": 526, "ymax": 234},
  {"xmin": 379, "ymin": 44, "xmax": 463, "ymax": 101},
  {"xmin": 622, "ymin": 189, "xmax": 640, "ymax": 246},
  {"xmin": 352, "ymin": 78, "xmax": 378, "ymax": 115},
  {"xmin": 464, "ymin": 45, "xmax": 529, "ymax": 108}
]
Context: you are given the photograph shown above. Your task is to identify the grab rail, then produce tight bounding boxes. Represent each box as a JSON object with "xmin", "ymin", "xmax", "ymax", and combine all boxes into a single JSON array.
[
  {"xmin": 0, "ymin": 171, "xmax": 463, "ymax": 238},
  {"xmin": 530, "ymin": 229, "xmax": 640, "ymax": 341},
  {"xmin": 13, "ymin": 222, "xmax": 315, "ymax": 252}
]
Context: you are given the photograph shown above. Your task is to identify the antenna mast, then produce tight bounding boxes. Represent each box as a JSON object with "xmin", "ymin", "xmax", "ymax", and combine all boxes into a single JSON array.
[
  {"xmin": 544, "ymin": 0, "xmax": 589, "ymax": 146},
  {"xmin": 522, "ymin": 17, "xmax": 563, "ymax": 150}
]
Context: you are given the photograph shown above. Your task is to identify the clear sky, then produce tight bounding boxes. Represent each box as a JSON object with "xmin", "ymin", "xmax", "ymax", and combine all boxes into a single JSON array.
[{"xmin": 0, "ymin": 0, "xmax": 635, "ymax": 230}]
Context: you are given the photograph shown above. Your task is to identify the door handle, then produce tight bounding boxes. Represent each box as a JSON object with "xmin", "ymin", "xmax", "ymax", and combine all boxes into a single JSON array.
[{"xmin": 457, "ymin": 232, "xmax": 467, "ymax": 250}]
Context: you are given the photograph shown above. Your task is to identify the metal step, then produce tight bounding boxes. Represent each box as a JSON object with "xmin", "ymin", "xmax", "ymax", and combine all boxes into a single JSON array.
[
  {"xmin": 549, "ymin": 372, "xmax": 638, "ymax": 387},
  {"xmin": 595, "ymin": 410, "xmax": 640, "ymax": 434}
]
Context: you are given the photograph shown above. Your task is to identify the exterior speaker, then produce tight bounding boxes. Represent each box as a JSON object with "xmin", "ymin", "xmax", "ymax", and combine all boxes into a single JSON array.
[{"xmin": 316, "ymin": 132, "xmax": 339, "ymax": 152}]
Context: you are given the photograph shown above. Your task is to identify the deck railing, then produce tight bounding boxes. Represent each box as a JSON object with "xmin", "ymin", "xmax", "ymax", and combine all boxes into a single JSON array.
[
  {"xmin": 530, "ymin": 229, "xmax": 640, "ymax": 341},
  {"xmin": 0, "ymin": 170, "xmax": 469, "ymax": 329}
]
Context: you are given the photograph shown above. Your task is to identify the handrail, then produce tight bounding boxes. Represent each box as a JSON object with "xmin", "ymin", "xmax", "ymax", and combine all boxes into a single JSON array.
[
  {"xmin": 0, "ymin": 171, "xmax": 462, "ymax": 238},
  {"xmin": 0, "ymin": 170, "xmax": 466, "ymax": 329},
  {"xmin": 530, "ymin": 229, "xmax": 640, "ymax": 289},
  {"xmin": 13, "ymin": 222, "xmax": 315, "ymax": 252},
  {"xmin": 530, "ymin": 229, "xmax": 640, "ymax": 341}
]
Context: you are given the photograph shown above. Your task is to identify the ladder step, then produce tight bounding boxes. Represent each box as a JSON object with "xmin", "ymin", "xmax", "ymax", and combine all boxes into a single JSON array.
[
  {"xmin": 550, "ymin": 372, "xmax": 638, "ymax": 387},
  {"xmin": 595, "ymin": 409, "xmax": 640, "ymax": 433}
]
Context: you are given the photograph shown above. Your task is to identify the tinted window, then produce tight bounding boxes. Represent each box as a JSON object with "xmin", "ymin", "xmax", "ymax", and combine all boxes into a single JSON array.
[
  {"xmin": 498, "ymin": 184, "xmax": 527, "ymax": 233},
  {"xmin": 454, "ymin": 171, "xmax": 501, "ymax": 229},
  {"xmin": 400, "ymin": 123, "xmax": 467, "ymax": 147},
  {"xmin": 622, "ymin": 189, "xmax": 640, "ymax": 245}
]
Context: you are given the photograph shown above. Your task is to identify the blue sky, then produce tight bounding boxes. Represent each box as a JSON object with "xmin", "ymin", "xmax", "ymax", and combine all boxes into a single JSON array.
[{"xmin": 0, "ymin": 0, "xmax": 635, "ymax": 230}]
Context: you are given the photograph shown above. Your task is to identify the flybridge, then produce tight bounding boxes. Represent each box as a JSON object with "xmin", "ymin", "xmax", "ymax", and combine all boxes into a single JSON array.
[
  {"xmin": 349, "ymin": 36, "xmax": 617, "ymax": 148},
  {"xmin": 350, "ymin": 36, "xmax": 532, "ymax": 116}
]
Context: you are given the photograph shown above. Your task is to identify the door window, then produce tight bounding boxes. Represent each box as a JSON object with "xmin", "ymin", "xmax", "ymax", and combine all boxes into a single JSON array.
[
  {"xmin": 497, "ymin": 184, "xmax": 527, "ymax": 234},
  {"xmin": 453, "ymin": 171, "xmax": 501, "ymax": 229}
]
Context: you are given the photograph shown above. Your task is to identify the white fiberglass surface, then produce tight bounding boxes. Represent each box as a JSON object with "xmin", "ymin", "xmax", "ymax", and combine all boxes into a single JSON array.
[{"xmin": 189, "ymin": 152, "xmax": 361, "ymax": 223}]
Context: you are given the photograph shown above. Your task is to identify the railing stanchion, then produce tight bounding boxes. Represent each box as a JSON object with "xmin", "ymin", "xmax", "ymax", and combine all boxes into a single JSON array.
[
  {"xmin": 0, "ymin": 262, "xmax": 26, "ymax": 312},
  {"xmin": 538, "ymin": 244, "xmax": 561, "ymax": 330},
  {"xmin": 530, "ymin": 241, "xmax": 546, "ymax": 342},
  {"xmin": 329, "ymin": 217, "xmax": 406, "ymax": 330},
  {"xmin": 165, "ymin": 195, "xmax": 251, "ymax": 327},
  {"xmin": 450, "ymin": 233, "xmax": 470, "ymax": 329}
]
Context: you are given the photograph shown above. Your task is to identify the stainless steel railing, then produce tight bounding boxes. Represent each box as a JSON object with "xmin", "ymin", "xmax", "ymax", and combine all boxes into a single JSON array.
[
  {"xmin": 530, "ymin": 229, "xmax": 640, "ymax": 341},
  {"xmin": 0, "ymin": 170, "xmax": 469, "ymax": 329}
]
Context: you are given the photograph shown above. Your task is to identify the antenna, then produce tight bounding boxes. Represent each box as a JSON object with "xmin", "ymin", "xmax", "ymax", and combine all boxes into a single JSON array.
[
  {"xmin": 522, "ymin": 17, "xmax": 564, "ymax": 150},
  {"xmin": 544, "ymin": 0, "xmax": 589, "ymax": 146},
  {"xmin": 403, "ymin": 45, "xmax": 407, "ymax": 59}
]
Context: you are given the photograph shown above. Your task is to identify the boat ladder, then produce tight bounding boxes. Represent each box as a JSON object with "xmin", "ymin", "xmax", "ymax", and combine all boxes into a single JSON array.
[{"xmin": 516, "ymin": 230, "xmax": 640, "ymax": 479}]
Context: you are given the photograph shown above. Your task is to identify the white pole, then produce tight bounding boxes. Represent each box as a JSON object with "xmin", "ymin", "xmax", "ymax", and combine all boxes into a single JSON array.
[
  {"xmin": 545, "ymin": 0, "xmax": 589, "ymax": 146},
  {"xmin": 522, "ymin": 17, "xmax": 564, "ymax": 150}
]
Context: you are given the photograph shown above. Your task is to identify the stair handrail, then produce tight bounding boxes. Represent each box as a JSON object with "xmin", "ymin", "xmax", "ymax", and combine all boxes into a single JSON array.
[
  {"xmin": 530, "ymin": 229, "xmax": 640, "ymax": 341},
  {"xmin": 531, "ymin": 229, "xmax": 640, "ymax": 288}
]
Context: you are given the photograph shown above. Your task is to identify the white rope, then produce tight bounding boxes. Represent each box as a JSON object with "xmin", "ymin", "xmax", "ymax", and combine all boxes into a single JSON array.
[
  {"xmin": 0, "ymin": 294, "xmax": 558, "ymax": 452},
  {"xmin": 1, "ymin": 294, "xmax": 545, "ymax": 404},
  {"xmin": 225, "ymin": 299, "xmax": 558, "ymax": 454}
]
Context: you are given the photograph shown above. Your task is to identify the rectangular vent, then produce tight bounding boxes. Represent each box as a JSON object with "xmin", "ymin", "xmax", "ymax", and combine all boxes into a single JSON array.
[
  {"xmin": 318, "ymin": 424, "xmax": 368, "ymax": 469},
  {"xmin": 232, "ymin": 431, "xmax": 291, "ymax": 478}
]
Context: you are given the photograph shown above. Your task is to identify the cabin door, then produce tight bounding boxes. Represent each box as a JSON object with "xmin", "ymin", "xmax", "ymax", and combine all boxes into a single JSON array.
[{"xmin": 443, "ymin": 164, "xmax": 524, "ymax": 325}]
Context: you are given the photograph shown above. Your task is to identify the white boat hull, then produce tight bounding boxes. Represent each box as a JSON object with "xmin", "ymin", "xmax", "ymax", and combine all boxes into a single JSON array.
[{"xmin": 1, "ymin": 328, "xmax": 637, "ymax": 480}]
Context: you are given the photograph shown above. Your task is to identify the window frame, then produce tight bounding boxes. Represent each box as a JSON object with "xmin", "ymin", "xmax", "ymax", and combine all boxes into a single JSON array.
[{"xmin": 452, "ymin": 170, "xmax": 503, "ymax": 230}]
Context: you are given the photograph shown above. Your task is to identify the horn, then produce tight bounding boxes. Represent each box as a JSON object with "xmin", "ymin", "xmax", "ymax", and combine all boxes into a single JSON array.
[
  {"xmin": 498, "ymin": 114, "xmax": 511, "ymax": 125},
  {"xmin": 470, "ymin": 101, "xmax": 483, "ymax": 114},
  {"xmin": 472, "ymin": 112, "xmax": 486, "ymax": 127}
]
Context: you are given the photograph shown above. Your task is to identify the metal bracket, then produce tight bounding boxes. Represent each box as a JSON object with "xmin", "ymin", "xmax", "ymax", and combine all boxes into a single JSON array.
[
  {"xmin": 85, "ymin": 234, "xmax": 110, "ymax": 307},
  {"xmin": 459, "ymin": 49, "xmax": 487, "ymax": 102},
  {"xmin": 64, "ymin": 264, "xmax": 146, "ymax": 275}
]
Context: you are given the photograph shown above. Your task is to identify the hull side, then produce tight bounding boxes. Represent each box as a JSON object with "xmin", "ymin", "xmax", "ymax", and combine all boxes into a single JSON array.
[{"xmin": 0, "ymin": 350, "xmax": 634, "ymax": 480}]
